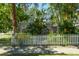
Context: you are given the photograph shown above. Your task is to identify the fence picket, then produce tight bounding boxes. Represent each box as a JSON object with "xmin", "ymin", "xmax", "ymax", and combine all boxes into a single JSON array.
[{"xmin": 11, "ymin": 34, "xmax": 79, "ymax": 46}]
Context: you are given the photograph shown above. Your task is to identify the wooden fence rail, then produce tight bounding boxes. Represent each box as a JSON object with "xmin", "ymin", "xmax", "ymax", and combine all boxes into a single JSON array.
[{"xmin": 11, "ymin": 34, "xmax": 79, "ymax": 46}]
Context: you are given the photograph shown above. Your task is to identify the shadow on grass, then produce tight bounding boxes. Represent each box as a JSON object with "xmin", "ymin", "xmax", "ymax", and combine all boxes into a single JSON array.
[
  {"xmin": 0, "ymin": 46, "xmax": 65, "ymax": 56},
  {"xmin": 0, "ymin": 52, "xmax": 66, "ymax": 56},
  {"xmin": 0, "ymin": 38, "xmax": 11, "ymax": 46}
]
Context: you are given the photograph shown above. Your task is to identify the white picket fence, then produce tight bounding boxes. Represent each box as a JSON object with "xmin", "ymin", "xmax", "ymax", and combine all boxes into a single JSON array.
[{"xmin": 12, "ymin": 34, "xmax": 79, "ymax": 46}]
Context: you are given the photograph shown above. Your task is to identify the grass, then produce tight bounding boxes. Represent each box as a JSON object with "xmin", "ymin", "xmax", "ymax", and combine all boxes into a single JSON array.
[
  {"xmin": 0, "ymin": 33, "xmax": 12, "ymax": 39},
  {"xmin": 39, "ymin": 54, "xmax": 79, "ymax": 56},
  {"xmin": 1, "ymin": 52, "xmax": 79, "ymax": 56},
  {"xmin": 0, "ymin": 33, "xmax": 11, "ymax": 46}
]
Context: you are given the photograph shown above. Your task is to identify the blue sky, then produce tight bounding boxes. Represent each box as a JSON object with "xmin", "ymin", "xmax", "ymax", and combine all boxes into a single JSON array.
[
  {"xmin": 38, "ymin": 3, "xmax": 49, "ymax": 10},
  {"xmin": 29, "ymin": 3, "xmax": 49, "ymax": 10}
]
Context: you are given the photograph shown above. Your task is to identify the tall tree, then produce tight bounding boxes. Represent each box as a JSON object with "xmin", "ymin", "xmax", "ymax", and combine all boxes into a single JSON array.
[
  {"xmin": 49, "ymin": 3, "xmax": 78, "ymax": 34},
  {"xmin": 12, "ymin": 3, "xmax": 17, "ymax": 33}
]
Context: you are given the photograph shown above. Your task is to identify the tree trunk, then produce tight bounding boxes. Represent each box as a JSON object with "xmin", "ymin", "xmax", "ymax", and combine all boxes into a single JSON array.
[
  {"xmin": 11, "ymin": 3, "xmax": 17, "ymax": 48},
  {"xmin": 12, "ymin": 3, "xmax": 16, "ymax": 33}
]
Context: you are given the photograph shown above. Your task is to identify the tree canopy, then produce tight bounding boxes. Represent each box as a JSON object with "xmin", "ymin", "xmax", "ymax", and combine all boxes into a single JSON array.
[{"xmin": 0, "ymin": 3, "xmax": 79, "ymax": 34}]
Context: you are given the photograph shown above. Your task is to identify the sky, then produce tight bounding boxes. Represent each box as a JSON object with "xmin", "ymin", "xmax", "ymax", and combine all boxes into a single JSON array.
[
  {"xmin": 38, "ymin": 3, "xmax": 49, "ymax": 10},
  {"xmin": 29, "ymin": 3, "xmax": 49, "ymax": 10}
]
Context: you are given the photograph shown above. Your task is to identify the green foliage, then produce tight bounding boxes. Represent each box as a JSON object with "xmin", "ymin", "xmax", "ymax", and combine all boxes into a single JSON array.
[
  {"xmin": 59, "ymin": 20, "xmax": 76, "ymax": 34},
  {"xmin": 0, "ymin": 3, "xmax": 79, "ymax": 34},
  {"xmin": 16, "ymin": 5, "xmax": 30, "ymax": 22},
  {"xmin": 49, "ymin": 4, "xmax": 79, "ymax": 34},
  {"xmin": 26, "ymin": 18, "xmax": 49, "ymax": 35},
  {"xmin": 25, "ymin": 8, "xmax": 49, "ymax": 35},
  {"xmin": 0, "ymin": 4, "xmax": 12, "ymax": 32},
  {"xmin": 0, "ymin": 4, "xmax": 30, "ymax": 32}
]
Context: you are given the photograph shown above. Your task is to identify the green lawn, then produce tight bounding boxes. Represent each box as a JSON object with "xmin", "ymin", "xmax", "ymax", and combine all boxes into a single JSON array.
[
  {"xmin": 0, "ymin": 33, "xmax": 12, "ymax": 45},
  {"xmin": 0, "ymin": 33, "xmax": 12, "ymax": 39},
  {"xmin": 39, "ymin": 54, "xmax": 79, "ymax": 56}
]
